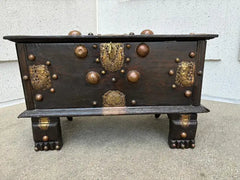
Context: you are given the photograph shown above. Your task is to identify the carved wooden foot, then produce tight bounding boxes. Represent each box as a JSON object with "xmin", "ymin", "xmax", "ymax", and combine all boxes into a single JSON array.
[
  {"xmin": 154, "ymin": 114, "xmax": 161, "ymax": 119},
  {"xmin": 32, "ymin": 117, "xmax": 63, "ymax": 151},
  {"xmin": 168, "ymin": 113, "xmax": 197, "ymax": 149}
]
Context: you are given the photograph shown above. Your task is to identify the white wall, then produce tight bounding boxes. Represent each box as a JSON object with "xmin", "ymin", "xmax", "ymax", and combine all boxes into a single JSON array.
[
  {"xmin": 0, "ymin": 0, "xmax": 97, "ymax": 107},
  {"xmin": 98, "ymin": 0, "xmax": 240, "ymax": 104}
]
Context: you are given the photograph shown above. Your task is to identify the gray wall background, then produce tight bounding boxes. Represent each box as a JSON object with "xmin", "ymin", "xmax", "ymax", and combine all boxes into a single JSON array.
[{"xmin": 1, "ymin": 0, "xmax": 240, "ymax": 107}]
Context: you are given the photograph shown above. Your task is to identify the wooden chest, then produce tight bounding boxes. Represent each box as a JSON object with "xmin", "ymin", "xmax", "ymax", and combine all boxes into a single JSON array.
[{"xmin": 4, "ymin": 30, "xmax": 218, "ymax": 151}]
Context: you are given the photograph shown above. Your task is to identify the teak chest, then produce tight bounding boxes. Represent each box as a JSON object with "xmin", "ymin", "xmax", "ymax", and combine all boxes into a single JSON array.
[{"xmin": 4, "ymin": 30, "xmax": 218, "ymax": 151}]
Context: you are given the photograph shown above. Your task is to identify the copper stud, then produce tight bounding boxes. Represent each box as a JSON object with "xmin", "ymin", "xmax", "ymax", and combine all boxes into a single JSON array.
[
  {"xmin": 129, "ymin": 32, "xmax": 135, "ymax": 35},
  {"xmin": 50, "ymin": 88, "xmax": 55, "ymax": 93},
  {"xmin": 93, "ymin": 44, "xmax": 97, "ymax": 48},
  {"xmin": 44, "ymin": 146, "xmax": 48, "ymax": 151},
  {"xmin": 198, "ymin": 70, "xmax": 203, "ymax": 76},
  {"xmin": 141, "ymin": 29, "xmax": 154, "ymax": 35},
  {"xmin": 120, "ymin": 69, "xmax": 125, "ymax": 74},
  {"xmin": 56, "ymin": 145, "xmax": 60, "ymax": 150},
  {"xmin": 112, "ymin": 77, "xmax": 117, "ymax": 82},
  {"xmin": 189, "ymin": 52, "xmax": 196, "ymax": 58},
  {"xmin": 136, "ymin": 43, "xmax": 149, "ymax": 57},
  {"xmin": 172, "ymin": 84, "xmax": 177, "ymax": 89},
  {"xmin": 28, "ymin": 54, "xmax": 35, "ymax": 61},
  {"xmin": 101, "ymin": 70, "xmax": 106, "ymax": 75},
  {"xmin": 68, "ymin": 30, "xmax": 81, "ymax": 36},
  {"xmin": 46, "ymin": 61, "xmax": 51, "ymax": 66},
  {"xmin": 35, "ymin": 94, "xmax": 43, "ymax": 101},
  {"xmin": 126, "ymin": 57, "xmax": 131, "ymax": 62},
  {"xmin": 185, "ymin": 90, "xmax": 192, "ymax": 97},
  {"xmin": 52, "ymin": 74, "xmax": 58, "ymax": 80},
  {"xmin": 42, "ymin": 136, "xmax": 49, "ymax": 142},
  {"xmin": 23, "ymin": 75, "xmax": 28, "ymax": 80},
  {"xmin": 34, "ymin": 147, "xmax": 39, "ymax": 151},
  {"xmin": 86, "ymin": 71, "xmax": 100, "ymax": 84},
  {"xmin": 169, "ymin": 69, "xmax": 174, "ymax": 76},
  {"xmin": 181, "ymin": 144, "xmax": 185, "ymax": 149},
  {"xmin": 126, "ymin": 44, "xmax": 131, "ymax": 48},
  {"xmin": 75, "ymin": 45, "xmax": 88, "ymax": 58},
  {"xmin": 127, "ymin": 70, "xmax": 140, "ymax": 83},
  {"xmin": 175, "ymin": 58, "xmax": 180, "ymax": 63},
  {"xmin": 96, "ymin": 58, "xmax": 100, "ymax": 63},
  {"xmin": 131, "ymin": 100, "xmax": 136, "ymax": 105},
  {"xmin": 92, "ymin": 101, "xmax": 97, "ymax": 106},
  {"xmin": 181, "ymin": 132, "xmax": 187, "ymax": 138}
]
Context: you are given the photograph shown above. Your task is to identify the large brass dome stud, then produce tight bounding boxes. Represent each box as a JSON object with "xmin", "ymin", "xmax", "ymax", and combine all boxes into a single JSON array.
[
  {"xmin": 127, "ymin": 70, "xmax": 140, "ymax": 83},
  {"xmin": 35, "ymin": 94, "xmax": 43, "ymax": 101},
  {"xmin": 68, "ymin": 30, "xmax": 81, "ymax": 36},
  {"xmin": 75, "ymin": 45, "xmax": 88, "ymax": 58},
  {"xmin": 185, "ymin": 90, "xmax": 192, "ymax": 97},
  {"xmin": 136, "ymin": 43, "xmax": 149, "ymax": 57},
  {"xmin": 141, "ymin": 29, "xmax": 154, "ymax": 35},
  {"xmin": 86, "ymin": 71, "xmax": 100, "ymax": 84},
  {"xmin": 28, "ymin": 54, "xmax": 35, "ymax": 61}
]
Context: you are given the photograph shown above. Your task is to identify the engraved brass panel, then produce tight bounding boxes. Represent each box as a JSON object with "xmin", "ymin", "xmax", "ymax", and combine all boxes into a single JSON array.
[
  {"xmin": 29, "ymin": 65, "xmax": 51, "ymax": 90},
  {"xmin": 180, "ymin": 114, "xmax": 190, "ymax": 127},
  {"xmin": 102, "ymin": 90, "xmax": 126, "ymax": 107},
  {"xmin": 175, "ymin": 61, "xmax": 195, "ymax": 87},
  {"xmin": 100, "ymin": 42, "xmax": 124, "ymax": 72},
  {"xmin": 38, "ymin": 117, "xmax": 50, "ymax": 130}
]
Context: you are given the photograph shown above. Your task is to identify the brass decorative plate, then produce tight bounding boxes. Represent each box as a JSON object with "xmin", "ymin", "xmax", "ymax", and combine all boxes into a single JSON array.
[
  {"xmin": 175, "ymin": 61, "xmax": 195, "ymax": 87},
  {"xmin": 100, "ymin": 42, "xmax": 124, "ymax": 72},
  {"xmin": 102, "ymin": 90, "xmax": 126, "ymax": 107},
  {"xmin": 38, "ymin": 117, "xmax": 50, "ymax": 130}
]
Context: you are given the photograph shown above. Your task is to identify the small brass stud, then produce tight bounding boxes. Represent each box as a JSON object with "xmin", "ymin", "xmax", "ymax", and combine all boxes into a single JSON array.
[
  {"xmin": 101, "ymin": 70, "xmax": 106, "ymax": 75},
  {"xmin": 86, "ymin": 71, "xmax": 100, "ymax": 84},
  {"xmin": 189, "ymin": 52, "xmax": 196, "ymax": 58},
  {"xmin": 52, "ymin": 74, "xmax": 58, "ymax": 80},
  {"xmin": 50, "ymin": 88, "xmax": 55, "ymax": 93},
  {"xmin": 191, "ymin": 144, "xmax": 195, "ymax": 148},
  {"xmin": 126, "ymin": 44, "xmax": 131, "ymax": 48},
  {"xmin": 172, "ymin": 143, "xmax": 176, "ymax": 148},
  {"xmin": 131, "ymin": 100, "xmax": 136, "ymax": 105},
  {"xmin": 92, "ymin": 101, "xmax": 97, "ymax": 106},
  {"xmin": 35, "ymin": 94, "xmax": 43, "ymax": 101},
  {"xmin": 88, "ymin": 32, "xmax": 94, "ymax": 35},
  {"xmin": 44, "ymin": 146, "xmax": 48, "ymax": 151},
  {"xmin": 93, "ymin": 44, "xmax": 97, "ymax": 48},
  {"xmin": 175, "ymin": 58, "xmax": 180, "ymax": 63},
  {"xmin": 96, "ymin": 58, "xmax": 100, "ymax": 63},
  {"xmin": 28, "ymin": 54, "xmax": 35, "ymax": 61},
  {"xmin": 42, "ymin": 136, "xmax": 49, "ymax": 142},
  {"xmin": 185, "ymin": 90, "xmax": 192, "ymax": 97},
  {"xmin": 120, "ymin": 69, "xmax": 125, "ymax": 74},
  {"xmin": 198, "ymin": 70, "xmax": 203, "ymax": 76},
  {"xmin": 181, "ymin": 144, "xmax": 185, "ymax": 149},
  {"xmin": 46, "ymin": 61, "xmax": 51, "ymax": 66},
  {"xmin": 56, "ymin": 145, "xmax": 60, "ymax": 150},
  {"xmin": 34, "ymin": 147, "xmax": 39, "ymax": 151},
  {"xmin": 23, "ymin": 75, "xmax": 28, "ymax": 80},
  {"xmin": 126, "ymin": 57, "xmax": 131, "ymax": 62},
  {"xmin": 129, "ymin": 32, "xmax": 135, "ymax": 35},
  {"xmin": 112, "ymin": 77, "xmax": 117, "ymax": 82},
  {"xmin": 172, "ymin": 84, "xmax": 177, "ymax": 89},
  {"xmin": 181, "ymin": 132, "xmax": 187, "ymax": 139},
  {"xmin": 169, "ymin": 69, "xmax": 174, "ymax": 76}
]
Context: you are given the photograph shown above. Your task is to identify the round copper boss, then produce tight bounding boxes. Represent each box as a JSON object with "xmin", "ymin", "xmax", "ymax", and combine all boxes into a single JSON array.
[
  {"xmin": 127, "ymin": 70, "xmax": 140, "ymax": 83},
  {"xmin": 141, "ymin": 29, "xmax": 154, "ymax": 35},
  {"xmin": 185, "ymin": 90, "xmax": 192, "ymax": 97},
  {"xmin": 86, "ymin": 71, "xmax": 100, "ymax": 84},
  {"xmin": 75, "ymin": 45, "xmax": 88, "ymax": 58},
  {"xmin": 136, "ymin": 43, "xmax": 149, "ymax": 57},
  {"xmin": 68, "ymin": 30, "xmax": 81, "ymax": 36},
  {"xmin": 35, "ymin": 94, "xmax": 43, "ymax": 101}
]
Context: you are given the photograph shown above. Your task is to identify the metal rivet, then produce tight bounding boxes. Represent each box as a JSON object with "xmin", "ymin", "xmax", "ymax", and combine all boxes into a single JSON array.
[
  {"xmin": 88, "ymin": 32, "xmax": 94, "ymax": 35},
  {"xmin": 44, "ymin": 146, "xmax": 48, "ymax": 151},
  {"xmin": 172, "ymin": 143, "xmax": 176, "ymax": 148},
  {"xmin": 141, "ymin": 29, "xmax": 154, "ymax": 35},
  {"xmin": 185, "ymin": 90, "xmax": 192, "ymax": 97},
  {"xmin": 126, "ymin": 44, "xmax": 131, "ymax": 48},
  {"xmin": 86, "ymin": 71, "xmax": 100, "ymax": 84},
  {"xmin": 23, "ymin": 75, "xmax": 28, "ymax": 80},
  {"xmin": 181, "ymin": 132, "xmax": 187, "ymax": 138},
  {"xmin": 169, "ymin": 69, "xmax": 174, "ymax": 76},
  {"xmin": 28, "ymin": 54, "xmax": 35, "ymax": 61},
  {"xmin": 56, "ymin": 145, "xmax": 60, "ymax": 150},
  {"xmin": 101, "ymin": 70, "xmax": 106, "ymax": 75},
  {"xmin": 131, "ymin": 100, "xmax": 136, "ymax": 105},
  {"xmin": 136, "ymin": 43, "xmax": 149, "ymax": 57},
  {"xmin": 96, "ymin": 58, "xmax": 100, "ymax": 63},
  {"xmin": 34, "ymin": 147, "xmax": 39, "ymax": 151},
  {"xmin": 120, "ymin": 69, "xmax": 125, "ymax": 74},
  {"xmin": 198, "ymin": 70, "xmax": 203, "ymax": 76},
  {"xmin": 127, "ymin": 70, "xmax": 140, "ymax": 83},
  {"xmin": 74, "ymin": 45, "xmax": 88, "ymax": 58},
  {"xmin": 68, "ymin": 30, "xmax": 81, "ymax": 36},
  {"xmin": 42, "ymin": 136, "xmax": 49, "ymax": 142},
  {"xmin": 181, "ymin": 144, "xmax": 185, "ymax": 149},
  {"xmin": 191, "ymin": 144, "xmax": 195, "ymax": 148},
  {"xmin": 129, "ymin": 32, "xmax": 135, "ymax": 35},
  {"xmin": 46, "ymin": 61, "xmax": 51, "ymax": 66},
  {"xmin": 172, "ymin": 84, "xmax": 177, "ymax": 89},
  {"xmin": 112, "ymin": 77, "xmax": 117, "ymax": 82},
  {"xmin": 126, "ymin": 57, "xmax": 131, "ymax": 62},
  {"xmin": 50, "ymin": 88, "xmax": 55, "ymax": 93},
  {"xmin": 52, "ymin": 74, "xmax": 58, "ymax": 80},
  {"xmin": 189, "ymin": 52, "xmax": 196, "ymax": 58},
  {"xmin": 175, "ymin": 58, "xmax": 180, "ymax": 63},
  {"xmin": 93, "ymin": 44, "xmax": 97, "ymax": 48},
  {"xmin": 92, "ymin": 101, "xmax": 97, "ymax": 106},
  {"xmin": 35, "ymin": 94, "xmax": 43, "ymax": 101}
]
